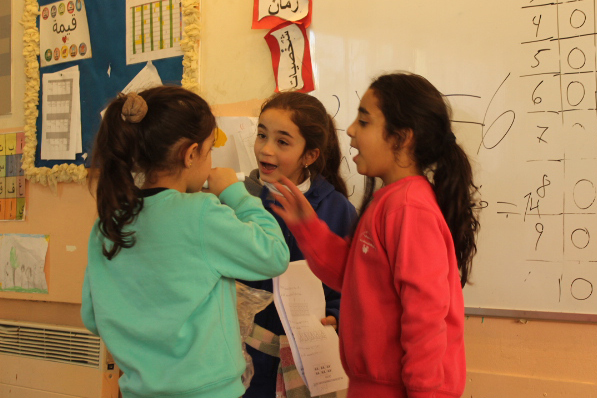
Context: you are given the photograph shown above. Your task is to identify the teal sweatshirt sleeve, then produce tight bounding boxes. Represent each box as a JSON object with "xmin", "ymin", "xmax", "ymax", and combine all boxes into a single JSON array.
[
  {"xmin": 203, "ymin": 182, "xmax": 290, "ymax": 280},
  {"xmin": 80, "ymin": 266, "xmax": 99, "ymax": 335}
]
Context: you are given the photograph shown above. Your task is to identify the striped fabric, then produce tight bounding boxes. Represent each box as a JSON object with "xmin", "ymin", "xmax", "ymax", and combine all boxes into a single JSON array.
[{"xmin": 246, "ymin": 325, "xmax": 340, "ymax": 398}]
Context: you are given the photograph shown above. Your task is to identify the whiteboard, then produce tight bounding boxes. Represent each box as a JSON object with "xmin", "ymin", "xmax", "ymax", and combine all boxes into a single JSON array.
[{"xmin": 308, "ymin": 0, "xmax": 597, "ymax": 319}]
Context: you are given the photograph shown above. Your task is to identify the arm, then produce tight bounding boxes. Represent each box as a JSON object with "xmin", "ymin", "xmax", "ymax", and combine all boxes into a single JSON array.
[
  {"xmin": 389, "ymin": 206, "xmax": 451, "ymax": 396},
  {"xmin": 203, "ymin": 182, "xmax": 290, "ymax": 281},
  {"xmin": 317, "ymin": 196, "xmax": 357, "ymax": 321},
  {"xmin": 80, "ymin": 267, "xmax": 99, "ymax": 336},
  {"xmin": 271, "ymin": 177, "xmax": 352, "ymax": 292}
]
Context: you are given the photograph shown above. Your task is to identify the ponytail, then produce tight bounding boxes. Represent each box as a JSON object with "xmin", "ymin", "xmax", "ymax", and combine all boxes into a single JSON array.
[
  {"xmin": 90, "ymin": 95, "xmax": 143, "ymax": 260},
  {"xmin": 433, "ymin": 141, "xmax": 479, "ymax": 287},
  {"xmin": 89, "ymin": 86, "xmax": 216, "ymax": 260}
]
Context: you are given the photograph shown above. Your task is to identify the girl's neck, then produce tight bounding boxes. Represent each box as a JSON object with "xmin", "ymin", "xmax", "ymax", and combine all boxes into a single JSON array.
[{"xmin": 141, "ymin": 171, "xmax": 187, "ymax": 193}]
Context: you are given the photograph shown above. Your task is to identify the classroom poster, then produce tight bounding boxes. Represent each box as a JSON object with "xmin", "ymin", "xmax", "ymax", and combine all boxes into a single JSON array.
[
  {"xmin": 265, "ymin": 22, "xmax": 314, "ymax": 93},
  {"xmin": 212, "ymin": 117, "xmax": 259, "ymax": 174},
  {"xmin": 0, "ymin": 0, "xmax": 11, "ymax": 115},
  {"xmin": 125, "ymin": 0, "xmax": 184, "ymax": 65},
  {"xmin": 41, "ymin": 66, "xmax": 82, "ymax": 160},
  {"xmin": 0, "ymin": 234, "xmax": 49, "ymax": 294},
  {"xmin": 252, "ymin": 0, "xmax": 312, "ymax": 29},
  {"xmin": 39, "ymin": 0, "xmax": 92, "ymax": 67},
  {"xmin": 0, "ymin": 131, "xmax": 26, "ymax": 221}
]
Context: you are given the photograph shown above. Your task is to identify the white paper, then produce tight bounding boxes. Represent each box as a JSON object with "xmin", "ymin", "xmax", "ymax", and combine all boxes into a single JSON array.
[
  {"xmin": 258, "ymin": 0, "xmax": 309, "ymax": 22},
  {"xmin": 0, "ymin": 234, "xmax": 49, "ymax": 294},
  {"xmin": 121, "ymin": 61, "xmax": 163, "ymax": 94},
  {"xmin": 39, "ymin": 0, "xmax": 92, "ymax": 67},
  {"xmin": 126, "ymin": 0, "xmax": 184, "ymax": 65},
  {"xmin": 214, "ymin": 117, "xmax": 258, "ymax": 174},
  {"xmin": 271, "ymin": 24, "xmax": 305, "ymax": 91},
  {"xmin": 100, "ymin": 61, "xmax": 163, "ymax": 118},
  {"xmin": 41, "ymin": 66, "xmax": 81, "ymax": 160},
  {"xmin": 274, "ymin": 260, "xmax": 349, "ymax": 396}
]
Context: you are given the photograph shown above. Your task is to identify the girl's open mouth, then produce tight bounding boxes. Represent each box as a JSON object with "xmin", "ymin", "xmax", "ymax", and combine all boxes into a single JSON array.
[{"xmin": 260, "ymin": 161, "xmax": 278, "ymax": 174}]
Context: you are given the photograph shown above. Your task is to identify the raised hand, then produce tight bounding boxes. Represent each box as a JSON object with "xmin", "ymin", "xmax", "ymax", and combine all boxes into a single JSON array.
[{"xmin": 270, "ymin": 176, "xmax": 317, "ymax": 225}]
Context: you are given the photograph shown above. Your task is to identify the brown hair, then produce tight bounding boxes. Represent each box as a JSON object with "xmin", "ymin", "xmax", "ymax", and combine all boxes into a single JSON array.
[
  {"xmin": 361, "ymin": 73, "xmax": 480, "ymax": 287},
  {"xmin": 261, "ymin": 92, "xmax": 348, "ymax": 197},
  {"xmin": 89, "ymin": 86, "xmax": 216, "ymax": 260}
]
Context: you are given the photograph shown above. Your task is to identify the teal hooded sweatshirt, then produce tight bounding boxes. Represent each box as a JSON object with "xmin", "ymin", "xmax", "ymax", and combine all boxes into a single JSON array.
[{"xmin": 81, "ymin": 183, "xmax": 289, "ymax": 398}]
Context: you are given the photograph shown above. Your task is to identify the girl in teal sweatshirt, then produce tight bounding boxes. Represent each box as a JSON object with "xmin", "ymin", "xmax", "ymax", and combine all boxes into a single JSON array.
[{"xmin": 81, "ymin": 86, "xmax": 290, "ymax": 398}]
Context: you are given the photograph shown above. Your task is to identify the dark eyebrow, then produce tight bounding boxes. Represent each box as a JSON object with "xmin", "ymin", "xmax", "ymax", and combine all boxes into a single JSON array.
[
  {"xmin": 257, "ymin": 124, "xmax": 294, "ymax": 138},
  {"xmin": 358, "ymin": 106, "xmax": 370, "ymax": 115}
]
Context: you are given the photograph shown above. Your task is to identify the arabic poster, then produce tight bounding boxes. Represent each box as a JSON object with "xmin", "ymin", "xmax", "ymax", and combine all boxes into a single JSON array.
[
  {"xmin": 41, "ymin": 66, "xmax": 82, "ymax": 160},
  {"xmin": 265, "ymin": 22, "xmax": 314, "ymax": 93},
  {"xmin": 0, "ymin": 131, "xmax": 26, "ymax": 221},
  {"xmin": 39, "ymin": 0, "xmax": 92, "ymax": 67},
  {"xmin": 0, "ymin": 234, "xmax": 49, "ymax": 294},
  {"xmin": 126, "ymin": 0, "xmax": 184, "ymax": 65},
  {"xmin": 253, "ymin": 0, "xmax": 312, "ymax": 29},
  {"xmin": 0, "ymin": 0, "xmax": 11, "ymax": 116}
]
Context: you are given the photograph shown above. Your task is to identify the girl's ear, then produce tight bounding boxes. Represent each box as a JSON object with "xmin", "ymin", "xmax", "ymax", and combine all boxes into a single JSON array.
[
  {"xmin": 402, "ymin": 128, "xmax": 415, "ymax": 149},
  {"xmin": 303, "ymin": 148, "xmax": 320, "ymax": 168},
  {"xmin": 184, "ymin": 143, "xmax": 200, "ymax": 168}
]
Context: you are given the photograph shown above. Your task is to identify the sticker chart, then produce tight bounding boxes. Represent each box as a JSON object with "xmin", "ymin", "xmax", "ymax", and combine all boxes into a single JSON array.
[
  {"xmin": 0, "ymin": 132, "xmax": 26, "ymax": 221},
  {"xmin": 126, "ymin": 0, "xmax": 184, "ymax": 65}
]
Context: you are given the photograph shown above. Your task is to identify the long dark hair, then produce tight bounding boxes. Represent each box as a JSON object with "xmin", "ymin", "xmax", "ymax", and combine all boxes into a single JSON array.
[
  {"xmin": 261, "ymin": 92, "xmax": 348, "ymax": 197},
  {"xmin": 361, "ymin": 73, "xmax": 479, "ymax": 286},
  {"xmin": 89, "ymin": 86, "xmax": 216, "ymax": 260}
]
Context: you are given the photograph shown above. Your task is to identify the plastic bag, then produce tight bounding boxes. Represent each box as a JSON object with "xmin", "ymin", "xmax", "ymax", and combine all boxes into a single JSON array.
[{"xmin": 236, "ymin": 281, "xmax": 273, "ymax": 390}]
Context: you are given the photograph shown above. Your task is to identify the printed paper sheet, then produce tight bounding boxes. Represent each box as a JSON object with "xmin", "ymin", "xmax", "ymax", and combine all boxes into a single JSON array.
[
  {"xmin": 41, "ymin": 66, "xmax": 82, "ymax": 160},
  {"xmin": 126, "ymin": 0, "xmax": 184, "ymax": 65},
  {"xmin": 274, "ymin": 260, "xmax": 349, "ymax": 396}
]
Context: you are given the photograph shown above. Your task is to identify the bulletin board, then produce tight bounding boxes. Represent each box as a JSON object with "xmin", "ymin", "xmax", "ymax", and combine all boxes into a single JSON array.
[
  {"xmin": 20, "ymin": 0, "xmax": 201, "ymax": 186},
  {"xmin": 306, "ymin": 0, "xmax": 597, "ymax": 321}
]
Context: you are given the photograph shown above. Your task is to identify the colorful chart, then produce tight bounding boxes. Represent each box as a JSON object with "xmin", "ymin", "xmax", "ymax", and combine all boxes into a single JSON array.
[
  {"xmin": 126, "ymin": 0, "xmax": 183, "ymax": 65},
  {"xmin": 0, "ymin": 132, "xmax": 26, "ymax": 221}
]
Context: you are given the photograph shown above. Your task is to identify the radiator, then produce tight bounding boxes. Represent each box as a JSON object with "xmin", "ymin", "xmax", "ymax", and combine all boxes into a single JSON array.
[{"xmin": 0, "ymin": 319, "xmax": 120, "ymax": 398}]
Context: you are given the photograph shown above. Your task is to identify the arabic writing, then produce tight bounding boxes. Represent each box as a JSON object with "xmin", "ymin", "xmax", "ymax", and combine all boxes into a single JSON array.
[
  {"xmin": 270, "ymin": 24, "xmax": 305, "ymax": 91},
  {"xmin": 53, "ymin": 17, "xmax": 77, "ymax": 34},
  {"xmin": 258, "ymin": 0, "xmax": 309, "ymax": 22},
  {"xmin": 269, "ymin": 0, "xmax": 300, "ymax": 15}
]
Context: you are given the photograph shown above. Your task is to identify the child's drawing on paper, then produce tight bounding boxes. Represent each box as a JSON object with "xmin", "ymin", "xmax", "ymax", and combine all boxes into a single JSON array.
[{"xmin": 0, "ymin": 234, "xmax": 49, "ymax": 294}]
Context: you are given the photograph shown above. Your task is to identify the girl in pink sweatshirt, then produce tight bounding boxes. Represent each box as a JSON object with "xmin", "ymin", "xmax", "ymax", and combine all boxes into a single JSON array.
[{"xmin": 270, "ymin": 72, "xmax": 480, "ymax": 398}]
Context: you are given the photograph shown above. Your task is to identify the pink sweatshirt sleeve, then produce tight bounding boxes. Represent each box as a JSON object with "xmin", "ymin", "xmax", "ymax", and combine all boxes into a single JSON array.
[
  {"xmin": 385, "ymin": 205, "xmax": 451, "ymax": 396},
  {"xmin": 287, "ymin": 216, "xmax": 351, "ymax": 292}
]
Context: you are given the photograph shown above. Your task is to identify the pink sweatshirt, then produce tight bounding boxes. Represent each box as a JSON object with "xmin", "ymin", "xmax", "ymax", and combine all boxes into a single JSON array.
[{"xmin": 288, "ymin": 175, "xmax": 465, "ymax": 398}]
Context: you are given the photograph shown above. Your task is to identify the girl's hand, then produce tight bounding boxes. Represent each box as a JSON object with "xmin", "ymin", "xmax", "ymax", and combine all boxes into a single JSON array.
[
  {"xmin": 271, "ymin": 176, "xmax": 316, "ymax": 225},
  {"xmin": 321, "ymin": 316, "xmax": 338, "ymax": 331},
  {"xmin": 204, "ymin": 168, "xmax": 238, "ymax": 196}
]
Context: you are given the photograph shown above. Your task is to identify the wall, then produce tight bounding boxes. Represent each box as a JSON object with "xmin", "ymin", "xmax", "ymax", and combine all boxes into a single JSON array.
[{"xmin": 0, "ymin": 0, "xmax": 595, "ymax": 397}]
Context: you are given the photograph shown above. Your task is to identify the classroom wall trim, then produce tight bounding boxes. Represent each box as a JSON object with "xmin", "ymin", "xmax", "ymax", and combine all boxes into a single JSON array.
[
  {"xmin": 20, "ymin": 0, "xmax": 202, "ymax": 189},
  {"xmin": 0, "ymin": 319, "xmax": 119, "ymax": 398}
]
